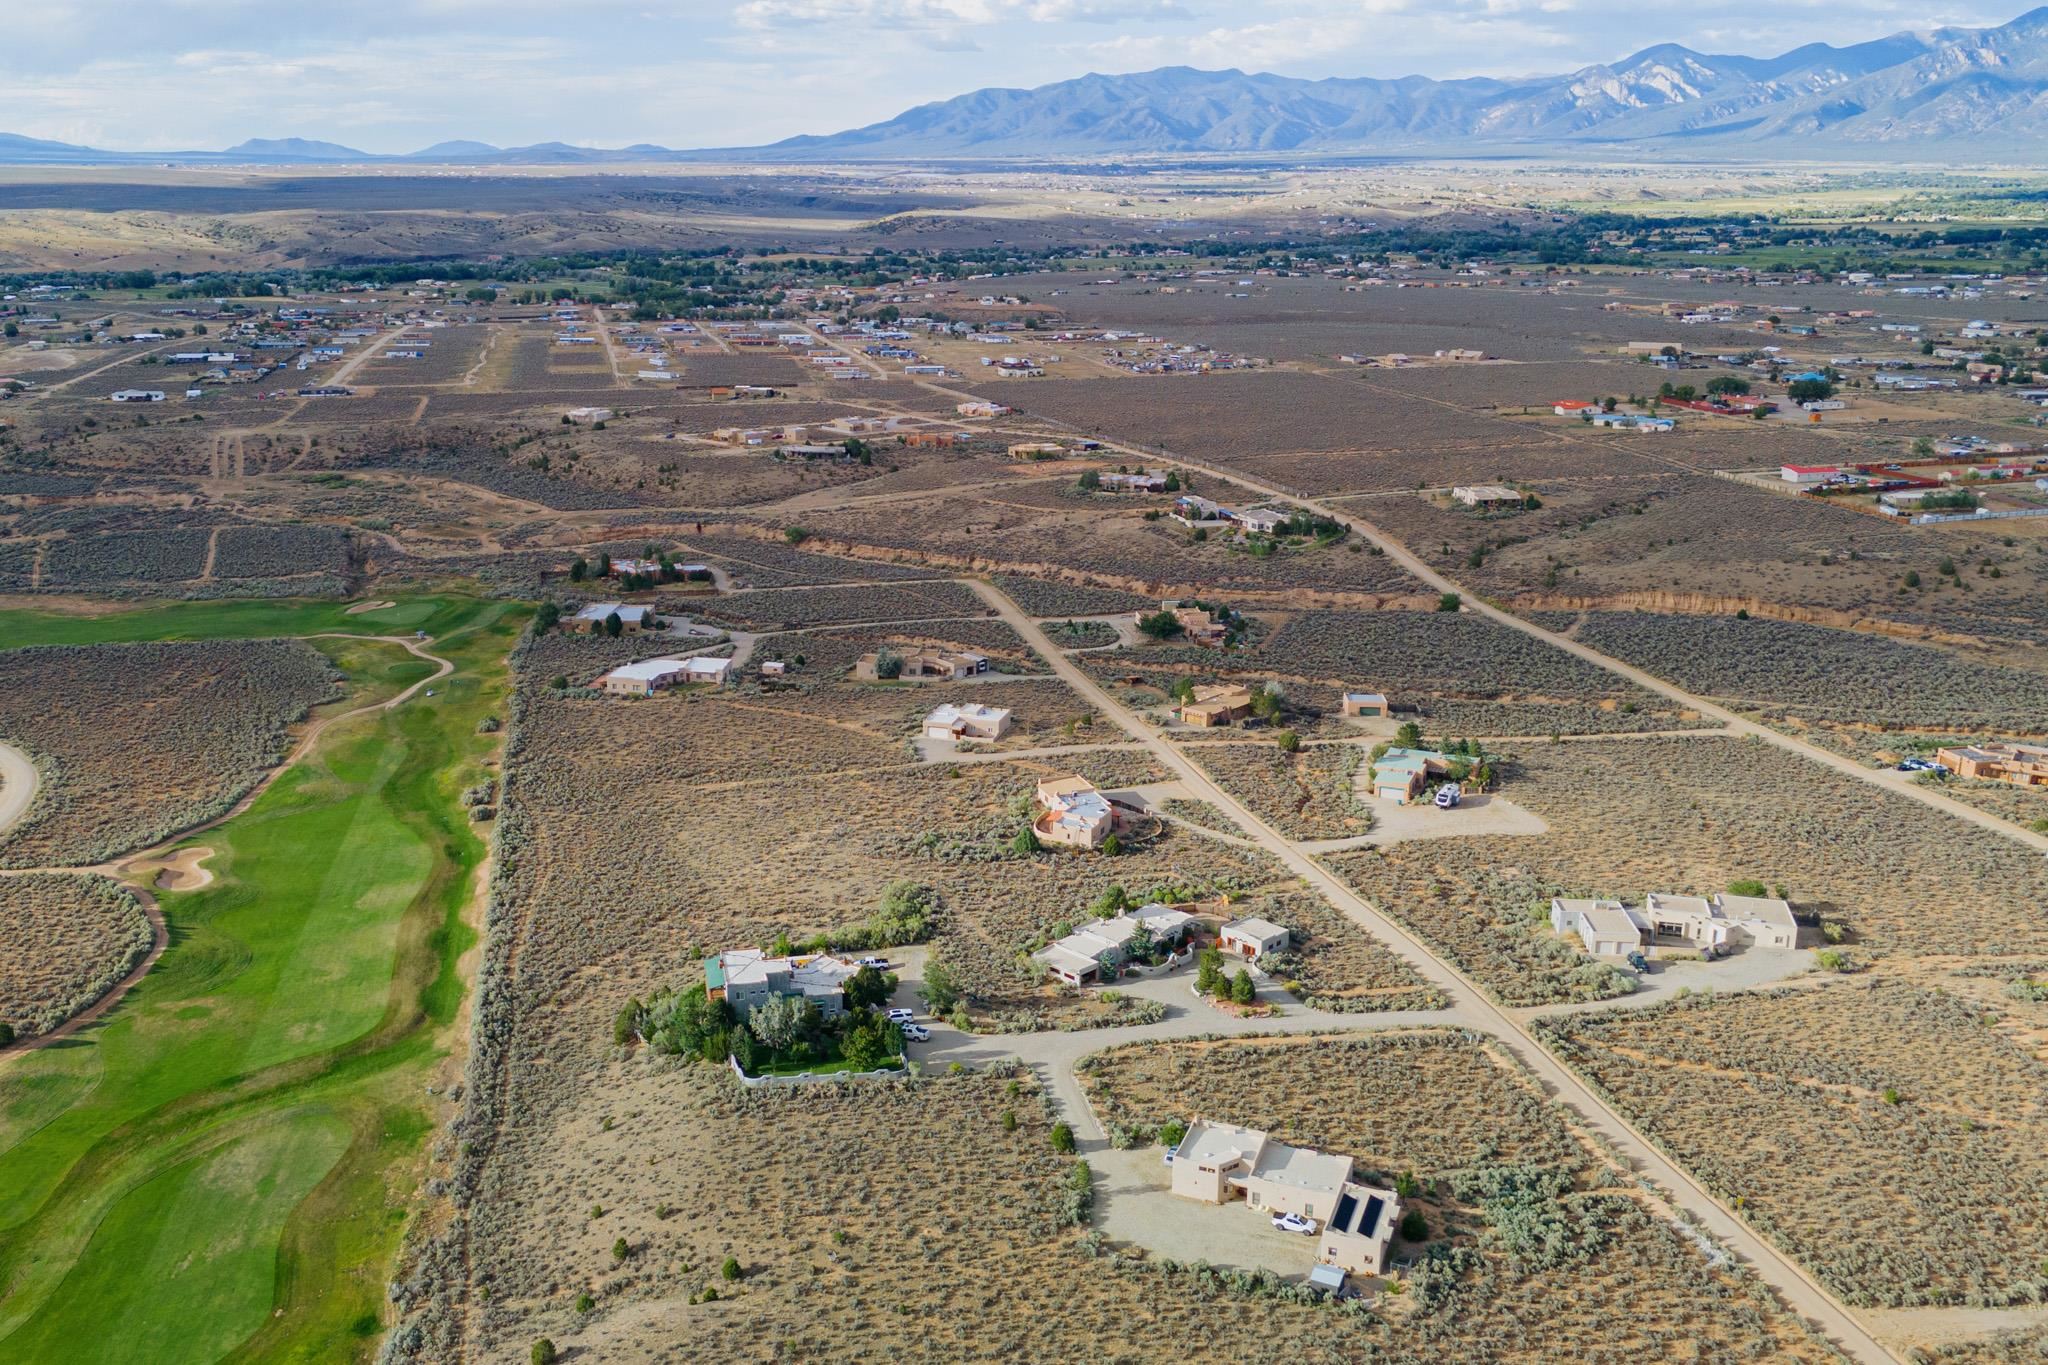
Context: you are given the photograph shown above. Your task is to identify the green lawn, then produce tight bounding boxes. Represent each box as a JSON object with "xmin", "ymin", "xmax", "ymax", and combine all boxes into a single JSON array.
[
  {"xmin": 0, "ymin": 595, "xmax": 474, "ymax": 648},
  {"xmin": 0, "ymin": 594, "xmax": 526, "ymax": 1363}
]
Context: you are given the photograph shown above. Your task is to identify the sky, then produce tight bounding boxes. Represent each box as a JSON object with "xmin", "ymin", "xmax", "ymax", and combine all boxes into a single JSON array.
[{"xmin": 0, "ymin": 1, "xmax": 2030, "ymax": 152}]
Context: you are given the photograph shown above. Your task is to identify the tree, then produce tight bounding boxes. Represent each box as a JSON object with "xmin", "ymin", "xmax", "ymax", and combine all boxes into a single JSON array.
[
  {"xmin": 1010, "ymin": 827, "xmax": 1041, "ymax": 855},
  {"xmin": 1436, "ymin": 592, "xmax": 1462, "ymax": 613},
  {"xmin": 1136, "ymin": 610, "xmax": 1184, "ymax": 641},
  {"xmin": 569, "ymin": 557, "xmax": 588, "ymax": 582},
  {"xmin": 1050, "ymin": 1121, "xmax": 1076, "ymax": 1154},
  {"xmin": 1399, "ymin": 1209, "xmax": 1428, "ymax": 1242},
  {"xmin": 1091, "ymin": 884, "xmax": 1132, "ymax": 917},
  {"xmin": 722, "ymin": 1256, "xmax": 743, "ymax": 1282},
  {"xmin": 1276, "ymin": 728, "xmax": 1300, "ymax": 753},
  {"xmin": 1903, "ymin": 570, "xmax": 1922, "ymax": 589},
  {"xmin": 613, "ymin": 997, "xmax": 643, "ymax": 1045},
  {"xmin": 612, "ymin": 1237, "xmax": 631, "ymax": 1263},
  {"xmin": 920, "ymin": 960, "xmax": 964, "ymax": 1013},
  {"xmin": 1395, "ymin": 721, "xmax": 1423, "ymax": 748},
  {"xmin": 596, "ymin": 552, "xmax": 612, "ymax": 577},
  {"xmin": 466, "ymin": 286, "xmax": 499, "ymax": 304},
  {"xmin": 1250, "ymin": 682, "xmax": 1283, "ymax": 721},
  {"xmin": 841, "ymin": 1011, "xmax": 900, "ymax": 1071},
  {"xmin": 747, "ymin": 993, "xmax": 816, "ymax": 1052},
  {"xmin": 534, "ymin": 601, "xmax": 560, "ymax": 632},
  {"xmin": 784, "ymin": 526, "xmax": 811, "ymax": 545},
  {"xmin": 603, "ymin": 610, "xmax": 623, "ymax": 639},
  {"xmin": 1787, "ymin": 377, "xmax": 1834, "ymax": 403},
  {"xmin": 1100, "ymin": 833, "xmax": 1123, "ymax": 856},
  {"xmin": 1077, "ymin": 469, "xmax": 1101, "ymax": 491},
  {"xmin": 873, "ymin": 649, "xmax": 904, "ymax": 680},
  {"xmin": 1, "ymin": 322, "xmax": 15, "ymax": 338},
  {"xmin": 1158, "ymin": 1118, "xmax": 1187, "ymax": 1150},
  {"xmin": 1195, "ymin": 947, "xmax": 1225, "ymax": 996},
  {"xmin": 532, "ymin": 1340, "xmax": 558, "ymax": 1365},
  {"xmin": 0, "ymin": 1021, "xmax": 12, "ymax": 1048},
  {"xmin": 844, "ymin": 965, "xmax": 893, "ymax": 1011},
  {"xmin": 1229, "ymin": 969, "xmax": 1256, "ymax": 1006},
  {"xmin": 1706, "ymin": 375, "xmax": 1750, "ymax": 396}
]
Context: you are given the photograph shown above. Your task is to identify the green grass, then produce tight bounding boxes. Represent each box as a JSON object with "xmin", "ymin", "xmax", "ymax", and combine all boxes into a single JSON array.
[
  {"xmin": 0, "ymin": 595, "xmax": 474, "ymax": 648},
  {"xmin": 0, "ymin": 594, "xmax": 526, "ymax": 1363}
]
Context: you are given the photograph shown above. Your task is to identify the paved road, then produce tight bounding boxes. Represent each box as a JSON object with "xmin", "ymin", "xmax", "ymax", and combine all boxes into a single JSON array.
[
  {"xmin": 968, "ymin": 576, "xmax": 1899, "ymax": 1365},
  {"xmin": 0, "ymin": 739, "xmax": 39, "ymax": 840}
]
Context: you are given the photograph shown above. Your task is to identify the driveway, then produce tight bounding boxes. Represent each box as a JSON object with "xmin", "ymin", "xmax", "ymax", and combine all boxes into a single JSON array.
[{"xmin": 1091, "ymin": 1146, "xmax": 1323, "ymax": 1275}]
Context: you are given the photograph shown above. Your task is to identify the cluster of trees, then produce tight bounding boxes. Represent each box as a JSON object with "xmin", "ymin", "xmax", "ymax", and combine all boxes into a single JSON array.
[
  {"xmin": 1194, "ymin": 946, "xmax": 1259, "ymax": 1006},
  {"xmin": 623, "ymin": 962, "xmax": 905, "ymax": 1075}
]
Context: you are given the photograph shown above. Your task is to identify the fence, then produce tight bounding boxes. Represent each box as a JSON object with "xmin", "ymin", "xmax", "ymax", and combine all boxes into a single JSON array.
[
  {"xmin": 1911, "ymin": 507, "xmax": 2048, "ymax": 525},
  {"xmin": 727, "ymin": 1054, "xmax": 908, "ymax": 1089}
]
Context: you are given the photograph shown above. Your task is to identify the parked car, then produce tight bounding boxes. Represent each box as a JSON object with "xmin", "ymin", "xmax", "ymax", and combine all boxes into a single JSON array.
[
  {"xmin": 886, "ymin": 1008, "xmax": 915, "ymax": 1023},
  {"xmin": 857, "ymin": 957, "xmax": 891, "ymax": 970},
  {"xmin": 901, "ymin": 1024, "xmax": 931, "ymax": 1043},
  {"xmin": 1434, "ymin": 784, "xmax": 1462, "ymax": 810},
  {"xmin": 1162, "ymin": 1149, "xmax": 1175, "ymax": 1166},
  {"xmin": 1897, "ymin": 757, "xmax": 1936, "ymax": 772},
  {"xmin": 1272, "ymin": 1212, "xmax": 1316, "ymax": 1235}
]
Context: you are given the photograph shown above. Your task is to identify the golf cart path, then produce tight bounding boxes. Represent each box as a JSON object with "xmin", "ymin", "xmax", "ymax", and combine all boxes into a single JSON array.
[{"xmin": 969, "ymin": 576, "xmax": 1899, "ymax": 1365}]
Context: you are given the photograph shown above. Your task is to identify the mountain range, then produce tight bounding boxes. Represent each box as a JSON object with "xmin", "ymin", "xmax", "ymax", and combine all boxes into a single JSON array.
[{"xmin": 8, "ymin": 8, "xmax": 2048, "ymax": 165}]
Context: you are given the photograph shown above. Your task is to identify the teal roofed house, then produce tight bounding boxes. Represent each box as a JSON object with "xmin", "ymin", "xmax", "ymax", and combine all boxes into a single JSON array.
[{"xmin": 1370, "ymin": 748, "xmax": 1452, "ymax": 804}]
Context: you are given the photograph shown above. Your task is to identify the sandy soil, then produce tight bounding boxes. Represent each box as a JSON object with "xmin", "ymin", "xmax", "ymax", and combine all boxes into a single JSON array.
[
  {"xmin": 0, "ymin": 740, "xmax": 40, "ymax": 839},
  {"xmin": 343, "ymin": 599, "xmax": 399, "ymax": 614},
  {"xmin": 120, "ymin": 845, "xmax": 216, "ymax": 892}
]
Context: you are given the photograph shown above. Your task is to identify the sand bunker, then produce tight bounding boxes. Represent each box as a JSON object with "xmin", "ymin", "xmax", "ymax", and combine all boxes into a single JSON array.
[
  {"xmin": 124, "ymin": 846, "xmax": 216, "ymax": 892},
  {"xmin": 344, "ymin": 600, "xmax": 398, "ymax": 615}
]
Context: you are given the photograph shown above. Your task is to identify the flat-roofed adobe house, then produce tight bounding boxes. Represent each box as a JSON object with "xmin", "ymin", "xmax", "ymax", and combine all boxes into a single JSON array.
[
  {"xmin": 1032, "ymin": 903, "xmax": 1195, "ymax": 985},
  {"xmin": 1033, "ymin": 775, "xmax": 1117, "ymax": 849},
  {"xmin": 923, "ymin": 702, "xmax": 1012, "ymax": 743},
  {"xmin": 680, "ymin": 656, "xmax": 734, "ymax": 686},
  {"xmin": 565, "ymin": 602, "xmax": 651, "ymax": 635},
  {"xmin": 704, "ymin": 949, "xmax": 857, "ymax": 1020},
  {"xmin": 1177, "ymin": 683, "xmax": 1255, "ymax": 728},
  {"xmin": 1149, "ymin": 602, "xmax": 1228, "ymax": 647},
  {"xmin": 1170, "ymin": 1119, "xmax": 1402, "ymax": 1274},
  {"xmin": 1234, "ymin": 507, "xmax": 1288, "ymax": 535},
  {"xmin": 1370, "ymin": 748, "xmax": 1452, "ymax": 803},
  {"xmin": 1642, "ymin": 892, "xmax": 1799, "ymax": 951},
  {"xmin": 597, "ymin": 658, "xmax": 688, "ymax": 697},
  {"xmin": 1220, "ymin": 916, "xmax": 1290, "ymax": 960},
  {"xmin": 1549, "ymin": 898, "xmax": 1645, "ymax": 957},
  {"xmin": 1340, "ymin": 690, "xmax": 1389, "ymax": 718},
  {"xmin": 905, "ymin": 649, "xmax": 989, "ymax": 680},
  {"xmin": 1452, "ymin": 484, "xmax": 1522, "ymax": 508},
  {"xmin": 1936, "ymin": 741, "xmax": 2048, "ymax": 788}
]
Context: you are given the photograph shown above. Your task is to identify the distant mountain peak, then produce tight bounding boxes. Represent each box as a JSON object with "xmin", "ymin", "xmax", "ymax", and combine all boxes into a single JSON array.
[{"xmin": 221, "ymin": 137, "xmax": 368, "ymax": 160}]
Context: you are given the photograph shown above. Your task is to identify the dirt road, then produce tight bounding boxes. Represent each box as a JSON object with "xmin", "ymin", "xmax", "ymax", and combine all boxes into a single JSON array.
[
  {"xmin": 1039, "ymin": 433, "xmax": 2048, "ymax": 858},
  {"xmin": 969, "ymin": 576, "xmax": 1899, "ymax": 1365}
]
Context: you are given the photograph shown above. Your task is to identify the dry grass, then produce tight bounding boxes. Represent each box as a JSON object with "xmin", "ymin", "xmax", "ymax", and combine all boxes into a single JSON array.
[
  {"xmin": 0, "ymin": 872, "xmax": 151, "ymax": 1035},
  {"xmin": 1187, "ymin": 741, "xmax": 1369, "ymax": 840},
  {"xmin": 0, "ymin": 640, "xmax": 340, "ymax": 867},
  {"xmin": 1538, "ymin": 979, "xmax": 2048, "ymax": 1308}
]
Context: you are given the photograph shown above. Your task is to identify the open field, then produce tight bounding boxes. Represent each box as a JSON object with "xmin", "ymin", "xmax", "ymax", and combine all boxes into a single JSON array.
[
  {"xmin": 1537, "ymin": 981, "xmax": 2048, "ymax": 1309},
  {"xmin": 1533, "ymin": 611, "xmax": 2048, "ymax": 734},
  {"xmin": 0, "ymin": 873, "xmax": 152, "ymax": 1037},
  {"xmin": 0, "ymin": 597, "xmax": 523, "ymax": 1364},
  {"xmin": 0, "ymin": 638, "xmax": 341, "ymax": 866},
  {"xmin": 1188, "ymin": 740, "xmax": 1369, "ymax": 840}
]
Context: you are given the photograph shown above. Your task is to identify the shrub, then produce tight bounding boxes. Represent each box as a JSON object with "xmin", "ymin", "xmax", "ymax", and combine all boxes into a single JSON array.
[
  {"xmin": 1050, "ymin": 1121, "xmax": 1076, "ymax": 1154},
  {"xmin": 1436, "ymin": 593, "xmax": 1462, "ymax": 613},
  {"xmin": 1399, "ymin": 1208, "xmax": 1429, "ymax": 1242},
  {"xmin": 532, "ymin": 1340, "xmax": 558, "ymax": 1365},
  {"xmin": 574, "ymin": 1293, "xmax": 594, "ymax": 1314},
  {"xmin": 721, "ymin": 1255, "xmax": 742, "ymax": 1281}
]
